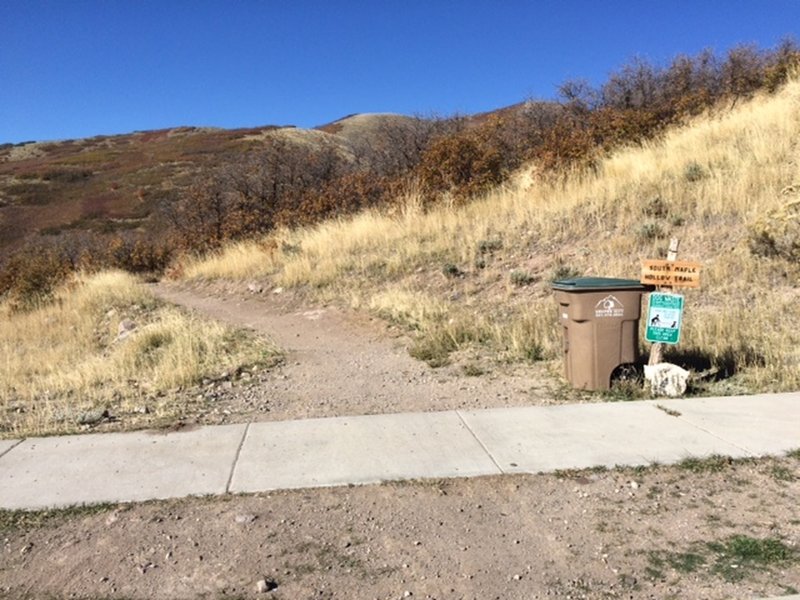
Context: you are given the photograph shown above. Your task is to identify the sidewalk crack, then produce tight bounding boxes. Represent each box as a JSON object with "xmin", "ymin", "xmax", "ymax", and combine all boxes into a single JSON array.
[
  {"xmin": 226, "ymin": 423, "xmax": 251, "ymax": 493},
  {"xmin": 662, "ymin": 408, "xmax": 755, "ymax": 456},
  {"xmin": 456, "ymin": 411, "xmax": 505, "ymax": 474},
  {"xmin": 0, "ymin": 439, "xmax": 25, "ymax": 461}
]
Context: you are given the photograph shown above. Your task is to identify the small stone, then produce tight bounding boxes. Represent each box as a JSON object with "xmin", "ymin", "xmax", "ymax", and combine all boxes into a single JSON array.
[
  {"xmin": 630, "ymin": 481, "xmax": 639, "ymax": 490},
  {"xmin": 235, "ymin": 514, "xmax": 257, "ymax": 524},
  {"xmin": 247, "ymin": 282, "xmax": 263, "ymax": 294},
  {"xmin": 77, "ymin": 409, "xmax": 109, "ymax": 425},
  {"xmin": 117, "ymin": 319, "xmax": 137, "ymax": 340},
  {"xmin": 403, "ymin": 592, "xmax": 413, "ymax": 598},
  {"xmin": 272, "ymin": 287, "xmax": 284, "ymax": 294},
  {"xmin": 512, "ymin": 574, "xmax": 522, "ymax": 581},
  {"xmin": 255, "ymin": 578, "xmax": 278, "ymax": 593}
]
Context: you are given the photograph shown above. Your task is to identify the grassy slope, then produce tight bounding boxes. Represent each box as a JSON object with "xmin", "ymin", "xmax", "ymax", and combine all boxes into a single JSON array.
[
  {"xmin": 182, "ymin": 80, "xmax": 800, "ymax": 393},
  {"xmin": 0, "ymin": 271, "xmax": 281, "ymax": 438}
]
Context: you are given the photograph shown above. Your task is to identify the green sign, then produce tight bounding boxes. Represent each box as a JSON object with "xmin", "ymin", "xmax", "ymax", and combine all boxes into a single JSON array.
[{"xmin": 646, "ymin": 292, "xmax": 684, "ymax": 345}]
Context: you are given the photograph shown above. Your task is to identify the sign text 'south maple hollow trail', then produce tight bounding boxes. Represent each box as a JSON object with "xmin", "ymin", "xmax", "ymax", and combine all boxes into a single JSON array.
[{"xmin": 640, "ymin": 259, "xmax": 702, "ymax": 288}]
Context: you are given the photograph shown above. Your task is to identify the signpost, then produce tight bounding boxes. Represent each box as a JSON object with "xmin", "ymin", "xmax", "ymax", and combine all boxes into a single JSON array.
[
  {"xmin": 641, "ymin": 239, "xmax": 702, "ymax": 365},
  {"xmin": 645, "ymin": 292, "xmax": 684, "ymax": 344}
]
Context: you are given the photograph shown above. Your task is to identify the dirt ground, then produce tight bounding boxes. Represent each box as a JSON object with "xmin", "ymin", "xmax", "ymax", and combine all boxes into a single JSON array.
[
  {"xmin": 3, "ymin": 282, "xmax": 798, "ymax": 599},
  {"xmin": 2, "ymin": 456, "xmax": 799, "ymax": 599},
  {"xmin": 141, "ymin": 281, "xmax": 567, "ymax": 430}
]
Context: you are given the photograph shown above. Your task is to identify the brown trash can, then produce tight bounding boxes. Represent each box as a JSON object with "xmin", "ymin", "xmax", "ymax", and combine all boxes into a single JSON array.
[{"xmin": 552, "ymin": 277, "xmax": 651, "ymax": 390}]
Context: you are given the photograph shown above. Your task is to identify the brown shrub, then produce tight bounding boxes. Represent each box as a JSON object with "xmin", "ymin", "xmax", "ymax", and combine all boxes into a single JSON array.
[
  {"xmin": 417, "ymin": 129, "xmax": 505, "ymax": 204},
  {"xmin": 0, "ymin": 244, "xmax": 72, "ymax": 310}
]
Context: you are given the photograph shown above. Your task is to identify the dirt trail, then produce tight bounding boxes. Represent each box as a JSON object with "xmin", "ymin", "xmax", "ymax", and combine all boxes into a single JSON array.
[{"xmin": 153, "ymin": 282, "xmax": 557, "ymax": 422}]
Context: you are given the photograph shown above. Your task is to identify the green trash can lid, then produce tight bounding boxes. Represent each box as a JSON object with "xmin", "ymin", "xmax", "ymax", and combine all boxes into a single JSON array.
[{"xmin": 551, "ymin": 276, "xmax": 650, "ymax": 291}]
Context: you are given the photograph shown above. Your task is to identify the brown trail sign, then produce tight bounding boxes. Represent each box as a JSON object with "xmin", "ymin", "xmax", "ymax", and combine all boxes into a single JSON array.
[{"xmin": 641, "ymin": 259, "xmax": 701, "ymax": 288}]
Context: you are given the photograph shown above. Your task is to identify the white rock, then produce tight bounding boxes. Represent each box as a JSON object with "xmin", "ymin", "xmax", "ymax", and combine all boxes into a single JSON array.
[
  {"xmin": 117, "ymin": 319, "xmax": 137, "ymax": 341},
  {"xmin": 235, "ymin": 513, "xmax": 257, "ymax": 524},
  {"xmin": 644, "ymin": 363, "xmax": 690, "ymax": 397}
]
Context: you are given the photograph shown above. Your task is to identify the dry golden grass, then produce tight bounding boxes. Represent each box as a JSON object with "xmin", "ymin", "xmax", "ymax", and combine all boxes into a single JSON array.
[
  {"xmin": 0, "ymin": 271, "xmax": 280, "ymax": 438},
  {"xmin": 182, "ymin": 80, "xmax": 800, "ymax": 391}
]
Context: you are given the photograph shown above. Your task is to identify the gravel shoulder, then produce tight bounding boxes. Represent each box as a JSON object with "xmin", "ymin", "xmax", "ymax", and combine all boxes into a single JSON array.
[{"xmin": 2, "ymin": 456, "xmax": 799, "ymax": 599}]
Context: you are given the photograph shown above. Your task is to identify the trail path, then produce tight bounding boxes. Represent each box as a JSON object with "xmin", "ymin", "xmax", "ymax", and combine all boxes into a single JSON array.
[{"xmin": 153, "ymin": 282, "xmax": 555, "ymax": 422}]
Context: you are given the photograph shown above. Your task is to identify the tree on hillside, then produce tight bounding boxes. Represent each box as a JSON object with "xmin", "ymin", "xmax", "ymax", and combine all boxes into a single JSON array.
[
  {"xmin": 165, "ymin": 136, "xmax": 352, "ymax": 251},
  {"xmin": 349, "ymin": 115, "xmax": 463, "ymax": 177}
]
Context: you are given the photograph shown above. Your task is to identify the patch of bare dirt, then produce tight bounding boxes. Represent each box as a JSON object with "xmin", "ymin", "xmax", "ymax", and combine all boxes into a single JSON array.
[
  {"xmin": 2, "ymin": 457, "xmax": 799, "ymax": 599},
  {"xmin": 150, "ymin": 281, "xmax": 562, "ymax": 427}
]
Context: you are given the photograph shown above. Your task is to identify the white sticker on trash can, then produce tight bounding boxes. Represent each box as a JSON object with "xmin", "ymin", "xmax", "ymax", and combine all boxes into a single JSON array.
[{"xmin": 595, "ymin": 295, "xmax": 624, "ymax": 318}]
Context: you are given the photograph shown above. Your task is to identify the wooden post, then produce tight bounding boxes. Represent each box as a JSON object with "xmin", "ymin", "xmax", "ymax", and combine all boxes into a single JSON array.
[{"xmin": 648, "ymin": 237, "xmax": 680, "ymax": 365}]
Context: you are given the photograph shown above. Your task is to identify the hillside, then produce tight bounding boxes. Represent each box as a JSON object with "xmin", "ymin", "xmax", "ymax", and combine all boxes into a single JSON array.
[
  {"xmin": 0, "ymin": 119, "xmax": 378, "ymax": 251},
  {"xmin": 5, "ymin": 44, "xmax": 798, "ymax": 311},
  {"xmin": 0, "ymin": 101, "xmax": 561, "ymax": 259},
  {"xmin": 183, "ymin": 78, "xmax": 800, "ymax": 394}
]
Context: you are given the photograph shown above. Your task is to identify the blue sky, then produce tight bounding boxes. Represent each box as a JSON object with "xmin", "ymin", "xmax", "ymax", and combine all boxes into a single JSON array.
[{"xmin": 2, "ymin": 1, "xmax": 798, "ymax": 144}]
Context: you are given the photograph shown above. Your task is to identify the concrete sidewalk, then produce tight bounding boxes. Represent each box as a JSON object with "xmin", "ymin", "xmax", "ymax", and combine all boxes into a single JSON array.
[{"xmin": 0, "ymin": 393, "xmax": 798, "ymax": 511}]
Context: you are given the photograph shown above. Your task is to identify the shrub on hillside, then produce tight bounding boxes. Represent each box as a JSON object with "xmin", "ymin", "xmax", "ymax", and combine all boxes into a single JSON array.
[
  {"xmin": 0, "ymin": 232, "xmax": 172, "ymax": 310},
  {"xmin": 165, "ymin": 137, "xmax": 355, "ymax": 252},
  {"xmin": 290, "ymin": 172, "xmax": 394, "ymax": 225},
  {"xmin": 749, "ymin": 199, "xmax": 800, "ymax": 262},
  {"xmin": 539, "ymin": 42, "xmax": 800, "ymax": 172},
  {"xmin": 417, "ymin": 129, "xmax": 505, "ymax": 204},
  {"xmin": 0, "ymin": 244, "xmax": 71, "ymax": 310},
  {"xmin": 350, "ymin": 115, "xmax": 457, "ymax": 177}
]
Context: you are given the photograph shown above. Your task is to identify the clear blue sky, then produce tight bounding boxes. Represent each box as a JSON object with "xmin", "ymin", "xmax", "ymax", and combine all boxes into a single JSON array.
[{"xmin": 2, "ymin": 1, "xmax": 798, "ymax": 144}]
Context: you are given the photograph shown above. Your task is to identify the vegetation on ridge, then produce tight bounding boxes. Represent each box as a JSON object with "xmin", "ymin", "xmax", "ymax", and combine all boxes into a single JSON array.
[
  {"xmin": 183, "ymin": 75, "xmax": 800, "ymax": 392},
  {"xmin": 2, "ymin": 42, "xmax": 798, "ymax": 309}
]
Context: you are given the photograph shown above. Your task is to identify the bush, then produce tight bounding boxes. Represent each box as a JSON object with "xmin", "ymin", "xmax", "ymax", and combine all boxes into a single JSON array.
[
  {"xmin": 510, "ymin": 270, "xmax": 536, "ymax": 286},
  {"xmin": 417, "ymin": 129, "xmax": 505, "ymax": 204},
  {"xmin": 683, "ymin": 161, "xmax": 706, "ymax": 182},
  {"xmin": 550, "ymin": 264, "xmax": 582, "ymax": 282},
  {"xmin": 637, "ymin": 221, "xmax": 665, "ymax": 241},
  {"xmin": 0, "ymin": 244, "xmax": 71, "ymax": 310},
  {"xmin": 0, "ymin": 232, "xmax": 172, "ymax": 310},
  {"xmin": 749, "ymin": 199, "xmax": 800, "ymax": 262}
]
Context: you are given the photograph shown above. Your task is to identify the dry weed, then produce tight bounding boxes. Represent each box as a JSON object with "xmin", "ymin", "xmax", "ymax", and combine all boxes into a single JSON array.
[{"xmin": 0, "ymin": 271, "xmax": 280, "ymax": 438}]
